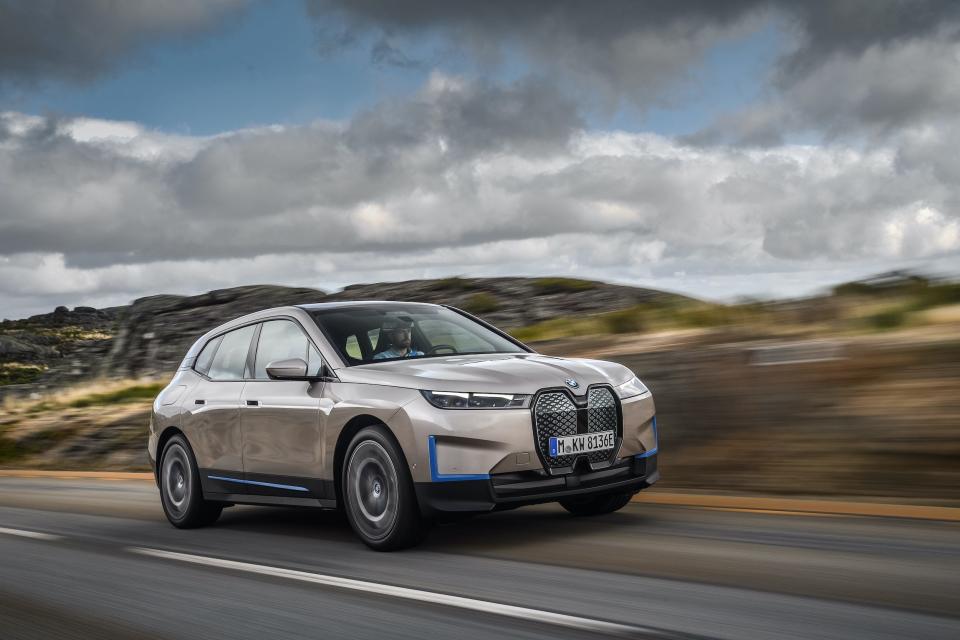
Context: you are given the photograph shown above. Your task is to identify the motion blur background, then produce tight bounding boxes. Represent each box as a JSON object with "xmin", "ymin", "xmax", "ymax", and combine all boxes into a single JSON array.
[
  {"xmin": 2, "ymin": 271, "xmax": 958, "ymax": 505},
  {"xmin": 1, "ymin": 1, "xmax": 959, "ymax": 504}
]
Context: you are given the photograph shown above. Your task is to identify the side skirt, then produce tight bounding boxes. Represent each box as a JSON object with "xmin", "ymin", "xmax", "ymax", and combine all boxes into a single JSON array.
[{"xmin": 204, "ymin": 492, "xmax": 336, "ymax": 509}]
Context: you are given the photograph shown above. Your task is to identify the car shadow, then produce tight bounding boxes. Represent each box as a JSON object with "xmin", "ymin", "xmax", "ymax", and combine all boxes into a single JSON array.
[{"xmin": 212, "ymin": 502, "xmax": 652, "ymax": 552}]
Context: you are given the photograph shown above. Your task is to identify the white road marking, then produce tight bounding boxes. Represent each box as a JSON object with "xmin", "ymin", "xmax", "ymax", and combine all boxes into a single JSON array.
[
  {"xmin": 0, "ymin": 526, "xmax": 61, "ymax": 541},
  {"xmin": 130, "ymin": 547, "xmax": 650, "ymax": 637}
]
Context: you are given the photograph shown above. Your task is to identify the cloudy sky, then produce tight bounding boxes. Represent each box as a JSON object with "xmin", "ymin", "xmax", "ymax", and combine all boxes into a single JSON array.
[{"xmin": 1, "ymin": 1, "xmax": 959, "ymax": 318}]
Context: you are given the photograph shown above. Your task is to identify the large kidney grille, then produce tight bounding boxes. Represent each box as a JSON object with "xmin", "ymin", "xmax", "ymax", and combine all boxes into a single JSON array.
[{"xmin": 532, "ymin": 386, "xmax": 619, "ymax": 470}]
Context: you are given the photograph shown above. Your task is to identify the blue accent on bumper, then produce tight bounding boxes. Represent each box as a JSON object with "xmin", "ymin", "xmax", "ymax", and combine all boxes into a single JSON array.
[
  {"xmin": 207, "ymin": 475, "xmax": 309, "ymax": 492},
  {"xmin": 428, "ymin": 436, "xmax": 491, "ymax": 482},
  {"xmin": 636, "ymin": 415, "xmax": 658, "ymax": 459}
]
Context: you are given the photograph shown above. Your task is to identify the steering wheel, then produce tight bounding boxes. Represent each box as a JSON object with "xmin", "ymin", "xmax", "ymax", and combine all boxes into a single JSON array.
[{"xmin": 426, "ymin": 344, "xmax": 459, "ymax": 355}]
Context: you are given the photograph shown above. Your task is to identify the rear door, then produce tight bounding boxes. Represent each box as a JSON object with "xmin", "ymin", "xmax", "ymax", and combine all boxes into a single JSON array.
[
  {"xmin": 240, "ymin": 319, "xmax": 329, "ymax": 499},
  {"xmin": 181, "ymin": 324, "xmax": 257, "ymax": 496}
]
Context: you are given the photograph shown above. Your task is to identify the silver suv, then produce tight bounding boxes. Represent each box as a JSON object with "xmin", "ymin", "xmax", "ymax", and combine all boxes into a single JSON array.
[{"xmin": 149, "ymin": 302, "xmax": 658, "ymax": 550}]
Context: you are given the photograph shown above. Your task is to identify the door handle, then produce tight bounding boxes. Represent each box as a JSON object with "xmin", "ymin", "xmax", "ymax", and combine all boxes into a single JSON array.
[
  {"xmin": 195, "ymin": 399, "xmax": 205, "ymax": 405},
  {"xmin": 246, "ymin": 400, "xmax": 259, "ymax": 406}
]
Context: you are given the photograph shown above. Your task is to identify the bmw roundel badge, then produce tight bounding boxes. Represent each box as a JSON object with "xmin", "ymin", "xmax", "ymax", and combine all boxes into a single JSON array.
[{"xmin": 564, "ymin": 378, "xmax": 580, "ymax": 389}]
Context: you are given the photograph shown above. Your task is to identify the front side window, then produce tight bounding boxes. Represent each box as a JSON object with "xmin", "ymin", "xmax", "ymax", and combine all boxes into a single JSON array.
[
  {"xmin": 254, "ymin": 319, "xmax": 322, "ymax": 379},
  {"xmin": 309, "ymin": 304, "xmax": 527, "ymax": 365},
  {"xmin": 207, "ymin": 324, "xmax": 256, "ymax": 380}
]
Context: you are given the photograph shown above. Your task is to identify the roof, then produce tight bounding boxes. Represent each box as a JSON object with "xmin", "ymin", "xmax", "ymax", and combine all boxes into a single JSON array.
[{"xmin": 295, "ymin": 300, "xmax": 443, "ymax": 311}]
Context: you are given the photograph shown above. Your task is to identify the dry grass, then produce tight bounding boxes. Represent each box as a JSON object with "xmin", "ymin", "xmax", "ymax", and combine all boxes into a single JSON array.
[{"xmin": 1, "ymin": 377, "xmax": 165, "ymax": 418}]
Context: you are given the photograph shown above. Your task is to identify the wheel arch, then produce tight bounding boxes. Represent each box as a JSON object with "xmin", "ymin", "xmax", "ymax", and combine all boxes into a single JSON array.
[
  {"xmin": 154, "ymin": 426, "xmax": 185, "ymax": 486},
  {"xmin": 333, "ymin": 414, "xmax": 407, "ymax": 506}
]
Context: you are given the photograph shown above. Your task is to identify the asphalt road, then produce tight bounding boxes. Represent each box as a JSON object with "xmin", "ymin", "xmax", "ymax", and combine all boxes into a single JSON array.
[{"xmin": 0, "ymin": 478, "xmax": 958, "ymax": 640}]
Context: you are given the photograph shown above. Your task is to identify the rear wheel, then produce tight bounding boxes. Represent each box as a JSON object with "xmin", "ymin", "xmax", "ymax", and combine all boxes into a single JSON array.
[
  {"xmin": 343, "ymin": 426, "xmax": 427, "ymax": 550},
  {"xmin": 159, "ymin": 434, "xmax": 223, "ymax": 528},
  {"xmin": 559, "ymin": 491, "xmax": 633, "ymax": 517}
]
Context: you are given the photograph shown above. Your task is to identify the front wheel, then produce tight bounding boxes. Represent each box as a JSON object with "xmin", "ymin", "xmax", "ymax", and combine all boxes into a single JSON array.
[
  {"xmin": 342, "ymin": 426, "xmax": 428, "ymax": 550},
  {"xmin": 159, "ymin": 434, "xmax": 223, "ymax": 528},
  {"xmin": 559, "ymin": 491, "xmax": 633, "ymax": 517}
]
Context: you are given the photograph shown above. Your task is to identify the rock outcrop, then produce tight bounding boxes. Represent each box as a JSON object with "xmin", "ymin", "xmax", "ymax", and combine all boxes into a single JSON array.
[{"xmin": 0, "ymin": 277, "xmax": 688, "ymax": 396}]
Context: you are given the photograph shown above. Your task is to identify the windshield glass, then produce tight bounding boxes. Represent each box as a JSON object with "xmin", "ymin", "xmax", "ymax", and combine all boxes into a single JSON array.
[{"xmin": 308, "ymin": 304, "xmax": 528, "ymax": 365}]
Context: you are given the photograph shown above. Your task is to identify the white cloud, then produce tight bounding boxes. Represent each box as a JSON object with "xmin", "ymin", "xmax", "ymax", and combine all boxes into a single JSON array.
[{"xmin": 1, "ymin": 70, "xmax": 959, "ymax": 318}]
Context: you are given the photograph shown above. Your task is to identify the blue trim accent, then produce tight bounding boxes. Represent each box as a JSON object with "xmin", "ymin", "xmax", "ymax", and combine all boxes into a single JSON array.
[
  {"xmin": 207, "ymin": 475, "xmax": 309, "ymax": 492},
  {"xmin": 636, "ymin": 415, "xmax": 659, "ymax": 459},
  {"xmin": 428, "ymin": 436, "xmax": 491, "ymax": 482}
]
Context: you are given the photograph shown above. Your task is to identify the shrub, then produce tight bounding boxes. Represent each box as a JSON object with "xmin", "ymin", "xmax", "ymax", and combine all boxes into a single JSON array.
[
  {"xmin": 867, "ymin": 309, "xmax": 907, "ymax": 330},
  {"xmin": 428, "ymin": 277, "xmax": 474, "ymax": 292},
  {"xmin": 532, "ymin": 278, "xmax": 596, "ymax": 295},
  {"xmin": 0, "ymin": 363, "xmax": 46, "ymax": 386},
  {"xmin": 462, "ymin": 292, "xmax": 500, "ymax": 315},
  {"xmin": 602, "ymin": 307, "xmax": 646, "ymax": 334}
]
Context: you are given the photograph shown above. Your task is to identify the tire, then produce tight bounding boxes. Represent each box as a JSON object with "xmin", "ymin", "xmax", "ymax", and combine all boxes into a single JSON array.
[
  {"xmin": 342, "ymin": 426, "xmax": 428, "ymax": 551},
  {"xmin": 159, "ymin": 434, "xmax": 223, "ymax": 528},
  {"xmin": 559, "ymin": 491, "xmax": 633, "ymax": 517}
]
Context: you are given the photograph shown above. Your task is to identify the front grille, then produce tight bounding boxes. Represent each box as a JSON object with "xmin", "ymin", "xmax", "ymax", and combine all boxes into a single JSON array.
[
  {"xmin": 532, "ymin": 385, "xmax": 621, "ymax": 472},
  {"xmin": 585, "ymin": 386, "xmax": 618, "ymax": 464}
]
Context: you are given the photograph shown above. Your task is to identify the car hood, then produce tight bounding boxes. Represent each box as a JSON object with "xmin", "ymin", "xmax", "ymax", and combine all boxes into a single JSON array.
[{"xmin": 334, "ymin": 353, "xmax": 634, "ymax": 393}]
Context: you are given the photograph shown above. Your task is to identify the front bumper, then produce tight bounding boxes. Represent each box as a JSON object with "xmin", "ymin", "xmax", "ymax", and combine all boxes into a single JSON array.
[{"xmin": 414, "ymin": 452, "xmax": 658, "ymax": 517}]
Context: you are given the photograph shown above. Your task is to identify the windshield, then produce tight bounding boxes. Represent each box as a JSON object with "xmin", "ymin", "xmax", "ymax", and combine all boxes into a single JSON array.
[{"xmin": 308, "ymin": 304, "xmax": 528, "ymax": 365}]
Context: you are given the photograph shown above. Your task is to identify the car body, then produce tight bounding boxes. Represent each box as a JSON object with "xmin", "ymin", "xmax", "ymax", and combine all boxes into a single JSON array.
[{"xmin": 149, "ymin": 301, "xmax": 659, "ymax": 549}]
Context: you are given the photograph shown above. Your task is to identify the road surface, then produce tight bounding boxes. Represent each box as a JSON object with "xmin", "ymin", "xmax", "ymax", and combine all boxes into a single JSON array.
[{"xmin": 0, "ymin": 477, "xmax": 958, "ymax": 639}]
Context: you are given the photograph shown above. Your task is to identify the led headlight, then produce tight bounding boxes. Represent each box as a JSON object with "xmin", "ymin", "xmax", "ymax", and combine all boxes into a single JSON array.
[
  {"xmin": 421, "ymin": 390, "xmax": 531, "ymax": 409},
  {"xmin": 616, "ymin": 376, "xmax": 649, "ymax": 399}
]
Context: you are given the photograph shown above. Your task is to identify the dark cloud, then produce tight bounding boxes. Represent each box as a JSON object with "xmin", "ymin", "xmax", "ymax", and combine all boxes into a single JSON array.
[
  {"xmin": 0, "ymin": 0, "xmax": 247, "ymax": 86},
  {"xmin": 305, "ymin": 0, "xmax": 960, "ymax": 135},
  {"xmin": 306, "ymin": 0, "xmax": 762, "ymax": 110},
  {"xmin": 776, "ymin": 0, "xmax": 960, "ymax": 78}
]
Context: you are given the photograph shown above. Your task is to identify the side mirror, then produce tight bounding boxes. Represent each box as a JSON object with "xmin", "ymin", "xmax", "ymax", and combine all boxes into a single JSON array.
[{"xmin": 265, "ymin": 358, "xmax": 309, "ymax": 380}]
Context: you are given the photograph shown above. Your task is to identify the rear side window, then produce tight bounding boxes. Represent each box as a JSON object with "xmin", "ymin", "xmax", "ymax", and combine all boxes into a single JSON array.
[
  {"xmin": 207, "ymin": 325, "xmax": 256, "ymax": 380},
  {"xmin": 193, "ymin": 335, "xmax": 222, "ymax": 376},
  {"xmin": 254, "ymin": 320, "xmax": 322, "ymax": 379}
]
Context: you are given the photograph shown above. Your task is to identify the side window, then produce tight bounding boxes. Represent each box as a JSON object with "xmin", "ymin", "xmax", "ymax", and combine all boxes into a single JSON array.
[
  {"xmin": 344, "ymin": 335, "xmax": 362, "ymax": 360},
  {"xmin": 207, "ymin": 325, "xmax": 256, "ymax": 381},
  {"xmin": 254, "ymin": 320, "xmax": 314, "ymax": 379},
  {"xmin": 343, "ymin": 328, "xmax": 381, "ymax": 361},
  {"xmin": 194, "ymin": 335, "xmax": 222, "ymax": 376},
  {"xmin": 308, "ymin": 343, "xmax": 323, "ymax": 376}
]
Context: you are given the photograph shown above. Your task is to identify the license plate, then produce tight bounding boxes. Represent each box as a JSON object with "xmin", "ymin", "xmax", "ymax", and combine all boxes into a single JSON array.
[{"xmin": 549, "ymin": 431, "xmax": 615, "ymax": 457}]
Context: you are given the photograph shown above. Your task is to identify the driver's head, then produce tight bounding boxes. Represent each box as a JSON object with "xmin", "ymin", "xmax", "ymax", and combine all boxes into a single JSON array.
[{"xmin": 382, "ymin": 317, "xmax": 413, "ymax": 350}]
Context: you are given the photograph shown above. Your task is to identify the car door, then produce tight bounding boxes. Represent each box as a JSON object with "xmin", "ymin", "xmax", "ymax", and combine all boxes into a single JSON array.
[
  {"xmin": 181, "ymin": 324, "xmax": 257, "ymax": 497},
  {"xmin": 240, "ymin": 319, "xmax": 330, "ymax": 499}
]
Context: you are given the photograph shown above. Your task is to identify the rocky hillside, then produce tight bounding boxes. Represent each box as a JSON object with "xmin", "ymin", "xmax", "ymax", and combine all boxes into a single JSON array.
[{"xmin": 0, "ymin": 277, "xmax": 688, "ymax": 397}]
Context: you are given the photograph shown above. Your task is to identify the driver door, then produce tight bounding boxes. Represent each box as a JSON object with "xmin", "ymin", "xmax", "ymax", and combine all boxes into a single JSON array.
[{"xmin": 240, "ymin": 319, "xmax": 331, "ymax": 499}]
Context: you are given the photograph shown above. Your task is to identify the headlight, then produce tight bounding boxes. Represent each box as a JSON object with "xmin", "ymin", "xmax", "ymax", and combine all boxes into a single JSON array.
[
  {"xmin": 421, "ymin": 390, "xmax": 531, "ymax": 409},
  {"xmin": 616, "ymin": 376, "xmax": 649, "ymax": 399}
]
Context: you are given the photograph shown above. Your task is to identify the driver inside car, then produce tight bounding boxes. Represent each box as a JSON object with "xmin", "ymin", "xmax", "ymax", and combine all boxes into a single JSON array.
[{"xmin": 373, "ymin": 318, "xmax": 424, "ymax": 360}]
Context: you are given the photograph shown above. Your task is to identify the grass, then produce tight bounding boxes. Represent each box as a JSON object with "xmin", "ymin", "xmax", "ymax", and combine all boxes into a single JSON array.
[
  {"xmin": 511, "ymin": 299, "xmax": 766, "ymax": 342},
  {"xmin": 4, "ymin": 378, "xmax": 166, "ymax": 416},
  {"xmin": 427, "ymin": 276, "xmax": 476, "ymax": 292},
  {"xmin": 0, "ymin": 363, "xmax": 47, "ymax": 386},
  {"xmin": 532, "ymin": 277, "xmax": 596, "ymax": 295},
  {"xmin": 66, "ymin": 382, "xmax": 166, "ymax": 408},
  {"xmin": 0, "ymin": 425, "xmax": 79, "ymax": 464},
  {"xmin": 462, "ymin": 292, "xmax": 500, "ymax": 314}
]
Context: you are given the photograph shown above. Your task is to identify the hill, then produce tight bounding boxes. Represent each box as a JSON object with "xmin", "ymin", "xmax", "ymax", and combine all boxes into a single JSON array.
[{"xmin": 0, "ymin": 277, "xmax": 689, "ymax": 396}]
